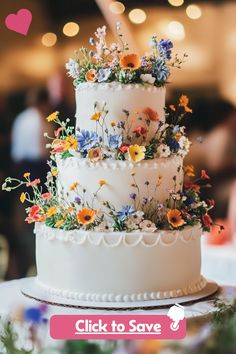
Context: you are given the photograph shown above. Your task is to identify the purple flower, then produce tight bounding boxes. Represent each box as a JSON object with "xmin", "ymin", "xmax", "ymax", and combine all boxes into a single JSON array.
[
  {"xmin": 159, "ymin": 39, "xmax": 173, "ymax": 60},
  {"xmin": 130, "ymin": 193, "xmax": 136, "ymax": 200},
  {"xmin": 117, "ymin": 205, "xmax": 136, "ymax": 221},
  {"xmin": 74, "ymin": 197, "xmax": 81, "ymax": 204},
  {"xmin": 117, "ymin": 121, "xmax": 125, "ymax": 129},
  {"xmin": 142, "ymin": 197, "xmax": 148, "ymax": 205}
]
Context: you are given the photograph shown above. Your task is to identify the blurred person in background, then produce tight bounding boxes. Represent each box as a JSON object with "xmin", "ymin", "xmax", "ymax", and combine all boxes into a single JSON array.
[{"xmin": 10, "ymin": 88, "xmax": 53, "ymax": 278}]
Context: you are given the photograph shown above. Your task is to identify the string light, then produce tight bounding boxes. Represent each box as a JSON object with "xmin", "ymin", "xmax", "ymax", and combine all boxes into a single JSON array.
[
  {"xmin": 41, "ymin": 33, "xmax": 57, "ymax": 47},
  {"xmin": 63, "ymin": 22, "xmax": 80, "ymax": 37},
  {"xmin": 167, "ymin": 21, "xmax": 185, "ymax": 41},
  {"xmin": 168, "ymin": 0, "xmax": 184, "ymax": 7},
  {"xmin": 186, "ymin": 4, "xmax": 202, "ymax": 20},
  {"xmin": 128, "ymin": 9, "xmax": 147, "ymax": 24},
  {"xmin": 109, "ymin": 1, "xmax": 125, "ymax": 14}
]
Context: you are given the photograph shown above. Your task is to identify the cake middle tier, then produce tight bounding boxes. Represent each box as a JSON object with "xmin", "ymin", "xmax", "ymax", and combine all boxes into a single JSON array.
[{"xmin": 56, "ymin": 155, "xmax": 183, "ymax": 210}]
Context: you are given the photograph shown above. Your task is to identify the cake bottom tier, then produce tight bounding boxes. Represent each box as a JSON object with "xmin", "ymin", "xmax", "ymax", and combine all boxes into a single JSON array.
[{"xmin": 34, "ymin": 223, "xmax": 206, "ymax": 303}]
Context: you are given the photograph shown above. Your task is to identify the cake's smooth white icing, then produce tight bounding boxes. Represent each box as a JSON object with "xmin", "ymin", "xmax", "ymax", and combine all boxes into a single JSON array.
[
  {"xmin": 56, "ymin": 155, "xmax": 183, "ymax": 210},
  {"xmin": 35, "ymin": 223, "xmax": 205, "ymax": 302},
  {"xmin": 75, "ymin": 82, "xmax": 166, "ymax": 138}
]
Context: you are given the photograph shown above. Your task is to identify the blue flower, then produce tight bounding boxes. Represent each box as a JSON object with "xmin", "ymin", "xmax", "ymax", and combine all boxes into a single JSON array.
[
  {"xmin": 159, "ymin": 39, "xmax": 173, "ymax": 60},
  {"xmin": 152, "ymin": 58, "xmax": 170, "ymax": 83},
  {"xmin": 97, "ymin": 68, "xmax": 112, "ymax": 82},
  {"xmin": 77, "ymin": 130, "xmax": 98, "ymax": 152},
  {"xmin": 24, "ymin": 307, "xmax": 42, "ymax": 324},
  {"xmin": 184, "ymin": 194, "xmax": 195, "ymax": 206},
  {"xmin": 117, "ymin": 205, "xmax": 136, "ymax": 221},
  {"xmin": 108, "ymin": 134, "xmax": 122, "ymax": 149},
  {"xmin": 166, "ymin": 138, "xmax": 180, "ymax": 152}
]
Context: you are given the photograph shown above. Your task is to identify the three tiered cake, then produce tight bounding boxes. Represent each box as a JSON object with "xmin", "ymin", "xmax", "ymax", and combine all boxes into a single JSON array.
[{"xmin": 3, "ymin": 25, "xmax": 218, "ymax": 305}]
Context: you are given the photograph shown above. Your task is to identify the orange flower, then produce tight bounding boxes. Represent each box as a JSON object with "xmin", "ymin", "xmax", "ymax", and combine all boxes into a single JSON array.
[
  {"xmin": 23, "ymin": 172, "xmax": 30, "ymax": 178},
  {"xmin": 41, "ymin": 192, "xmax": 52, "ymax": 199},
  {"xmin": 85, "ymin": 69, "xmax": 97, "ymax": 82},
  {"xmin": 120, "ymin": 53, "xmax": 141, "ymax": 71},
  {"xmin": 169, "ymin": 105, "xmax": 176, "ymax": 111},
  {"xmin": 99, "ymin": 179, "xmax": 107, "ymax": 186},
  {"xmin": 179, "ymin": 95, "xmax": 192, "ymax": 113},
  {"xmin": 46, "ymin": 206, "xmax": 57, "ymax": 218},
  {"xmin": 91, "ymin": 112, "xmax": 102, "ymax": 121},
  {"xmin": 51, "ymin": 139, "xmax": 67, "ymax": 154},
  {"xmin": 77, "ymin": 208, "xmax": 97, "ymax": 225},
  {"xmin": 184, "ymin": 165, "xmax": 195, "ymax": 177},
  {"xmin": 26, "ymin": 179, "xmax": 40, "ymax": 187},
  {"xmin": 167, "ymin": 209, "xmax": 185, "ymax": 228},
  {"xmin": 70, "ymin": 182, "xmax": 79, "ymax": 191},
  {"xmin": 143, "ymin": 107, "xmax": 159, "ymax": 122}
]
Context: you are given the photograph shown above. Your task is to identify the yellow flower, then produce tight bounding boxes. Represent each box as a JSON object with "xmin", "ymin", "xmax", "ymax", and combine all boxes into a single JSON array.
[
  {"xmin": 67, "ymin": 207, "xmax": 74, "ymax": 212},
  {"xmin": 111, "ymin": 121, "xmax": 116, "ymax": 127},
  {"xmin": 64, "ymin": 136, "xmax": 78, "ymax": 150},
  {"xmin": 184, "ymin": 165, "xmax": 195, "ymax": 177},
  {"xmin": 77, "ymin": 208, "xmax": 97, "ymax": 225},
  {"xmin": 167, "ymin": 209, "xmax": 185, "ymax": 228},
  {"xmin": 91, "ymin": 112, "xmax": 102, "ymax": 121},
  {"xmin": 120, "ymin": 53, "xmax": 141, "ymax": 71},
  {"xmin": 70, "ymin": 182, "xmax": 79, "ymax": 191},
  {"xmin": 46, "ymin": 111, "xmax": 59, "ymax": 122},
  {"xmin": 99, "ymin": 179, "xmax": 107, "ymax": 186},
  {"xmin": 128, "ymin": 145, "xmax": 146, "ymax": 163},
  {"xmin": 88, "ymin": 147, "xmax": 104, "ymax": 163},
  {"xmin": 20, "ymin": 192, "xmax": 26, "ymax": 203},
  {"xmin": 156, "ymin": 175, "xmax": 163, "ymax": 187},
  {"xmin": 23, "ymin": 172, "xmax": 30, "ymax": 178},
  {"xmin": 55, "ymin": 219, "xmax": 64, "ymax": 228},
  {"xmin": 85, "ymin": 69, "xmax": 97, "ymax": 82},
  {"xmin": 46, "ymin": 206, "xmax": 57, "ymax": 218},
  {"xmin": 51, "ymin": 169, "xmax": 58, "ymax": 177}
]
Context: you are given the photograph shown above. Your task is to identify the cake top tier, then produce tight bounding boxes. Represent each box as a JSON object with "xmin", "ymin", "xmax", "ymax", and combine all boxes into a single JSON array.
[{"xmin": 65, "ymin": 24, "xmax": 186, "ymax": 87}]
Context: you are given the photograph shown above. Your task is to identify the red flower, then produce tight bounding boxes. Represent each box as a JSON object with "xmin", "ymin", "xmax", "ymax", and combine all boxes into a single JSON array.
[
  {"xmin": 143, "ymin": 107, "xmax": 159, "ymax": 122},
  {"xmin": 41, "ymin": 192, "xmax": 52, "ymax": 200},
  {"xmin": 133, "ymin": 126, "xmax": 147, "ymax": 136},
  {"xmin": 202, "ymin": 213, "xmax": 213, "ymax": 228},
  {"xmin": 119, "ymin": 145, "xmax": 129, "ymax": 153},
  {"xmin": 54, "ymin": 127, "xmax": 63, "ymax": 137},
  {"xmin": 184, "ymin": 181, "xmax": 200, "ymax": 193},
  {"xmin": 25, "ymin": 205, "xmax": 45, "ymax": 224},
  {"xmin": 201, "ymin": 169, "xmax": 210, "ymax": 180},
  {"xmin": 181, "ymin": 210, "xmax": 191, "ymax": 219},
  {"xmin": 26, "ymin": 179, "xmax": 41, "ymax": 187},
  {"xmin": 51, "ymin": 139, "xmax": 67, "ymax": 154}
]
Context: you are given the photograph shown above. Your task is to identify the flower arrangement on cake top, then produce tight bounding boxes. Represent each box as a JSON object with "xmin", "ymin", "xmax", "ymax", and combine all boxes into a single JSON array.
[
  {"xmin": 65, "ymin": 24, "xmax": 187, "ymax": 87},
  {"xmin": 43, "ymin": 95, "xmax": 192, "ymax": 163}
]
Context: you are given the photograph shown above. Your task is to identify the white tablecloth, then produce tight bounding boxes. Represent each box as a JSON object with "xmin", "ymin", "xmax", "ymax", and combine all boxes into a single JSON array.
[{"xmin": 201, "ymin": 241, "xmax": 236, "ymax": 286}]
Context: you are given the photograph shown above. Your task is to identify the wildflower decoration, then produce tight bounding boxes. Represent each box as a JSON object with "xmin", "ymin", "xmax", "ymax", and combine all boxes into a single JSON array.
[
  {"xmin": 77, "ymin": 208, "xmax": 97, "ymax": 225},
  {"xmin": 128, "ymin": 145, "xmax": 146, "ymax": 163},
  {"xmin": 167, "ymin": 209, "xmax": 185, "ymax": 228},
  {"xmin": 65, "ymin": 24, "xmax": 186, "ymax": 87}
]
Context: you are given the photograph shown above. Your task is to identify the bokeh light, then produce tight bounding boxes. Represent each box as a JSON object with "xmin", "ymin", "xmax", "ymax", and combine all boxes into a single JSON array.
[
  {"xmin": 167, "ymin": 21, "xmax": 185, "ymax": 41},
  {"xmin": 109, "ymin": 1, "xmax": 125, "ymax": 15},
  {"xmin": 41, "ymin": 33, "xmax": 57, "ymax": 47},
  {"xmin": 168, "ymin": 0, "xmax": 184, "ymax": 7},
  {"xmin": 186, "ymin": 4, "xmax": 202, "ymax": 20},
  {"xmin": 128, "ymin": 9, "xmax": 147, "ymax": 24},
  {"xmin": 63, "ymin": 22, "xmax": 80, "ymax": 37}
]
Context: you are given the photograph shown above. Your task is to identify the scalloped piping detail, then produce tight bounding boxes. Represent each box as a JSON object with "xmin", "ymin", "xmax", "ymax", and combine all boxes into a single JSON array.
[
  {"xmin": 35, "ymin": 276, "xmax": 207, "ymax": 302},
  {"xmin": 75, "ymin": 82, "xmax": 166, "ymax": 94},
  {"xmin": 34, "ymin": 223, "xmax": 201, "ymax": 248},
  {"xmin": 56, "ymin": 154, "xmax": 183, "ymax": 171}
]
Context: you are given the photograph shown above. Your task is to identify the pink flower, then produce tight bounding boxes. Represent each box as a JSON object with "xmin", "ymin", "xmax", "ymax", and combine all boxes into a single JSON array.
[
  {"xmin": 202, "ymin": 213, "xmax": 213, "ymax": 228},
  {"xmin": 133, "ymin": 126, "xmax": 147, "ymax": 136},
  {"xmin": 41, "ymin": 193, "xmax": 52, "ymax": 200},
  {"xmin": 143, "ymin": 107, "xmax": 159, "ymax": 122},
  {"xmin": 54, "ymin": 127, "xmax": 63, "ymax": 137},
  {"xmin": 119, "ymin": 145, "xmax": 129, "ymax": 153},
  {"xmin": 26, "ymin": 179, "xmax": 40, "ymax": 187},
  {"xmin": 201, "ymin": 170, "xmax": 210, "ymax": 180}
]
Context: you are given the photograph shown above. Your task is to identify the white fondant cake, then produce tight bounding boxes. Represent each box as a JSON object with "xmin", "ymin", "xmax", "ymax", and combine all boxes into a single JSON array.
[{"xmin": 35, "ymin": 223, "xmax": 206, "ymax": 302}]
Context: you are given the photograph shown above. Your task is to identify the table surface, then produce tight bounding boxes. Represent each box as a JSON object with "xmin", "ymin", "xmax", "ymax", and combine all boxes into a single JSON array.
[{"xmin": 0, "ymin": 278, "xmax": 235, "ymax": 319}]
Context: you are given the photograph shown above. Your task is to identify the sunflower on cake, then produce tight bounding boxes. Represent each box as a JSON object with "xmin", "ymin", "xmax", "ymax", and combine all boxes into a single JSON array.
[{"xmin": 2, "ymin": 24, "xmax": 222, "ymax": 305}]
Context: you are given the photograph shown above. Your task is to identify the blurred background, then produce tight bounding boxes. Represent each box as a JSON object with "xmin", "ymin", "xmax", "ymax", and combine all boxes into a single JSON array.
[{"xmin": 0, "ymin": 0, "xmax": 235, "ymax": 286}]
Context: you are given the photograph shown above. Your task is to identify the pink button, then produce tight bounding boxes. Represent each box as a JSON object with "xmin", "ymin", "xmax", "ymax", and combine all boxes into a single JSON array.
[{"xmin": 50, "ymin": 314, "xmax": 186, "ymax": 340}]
